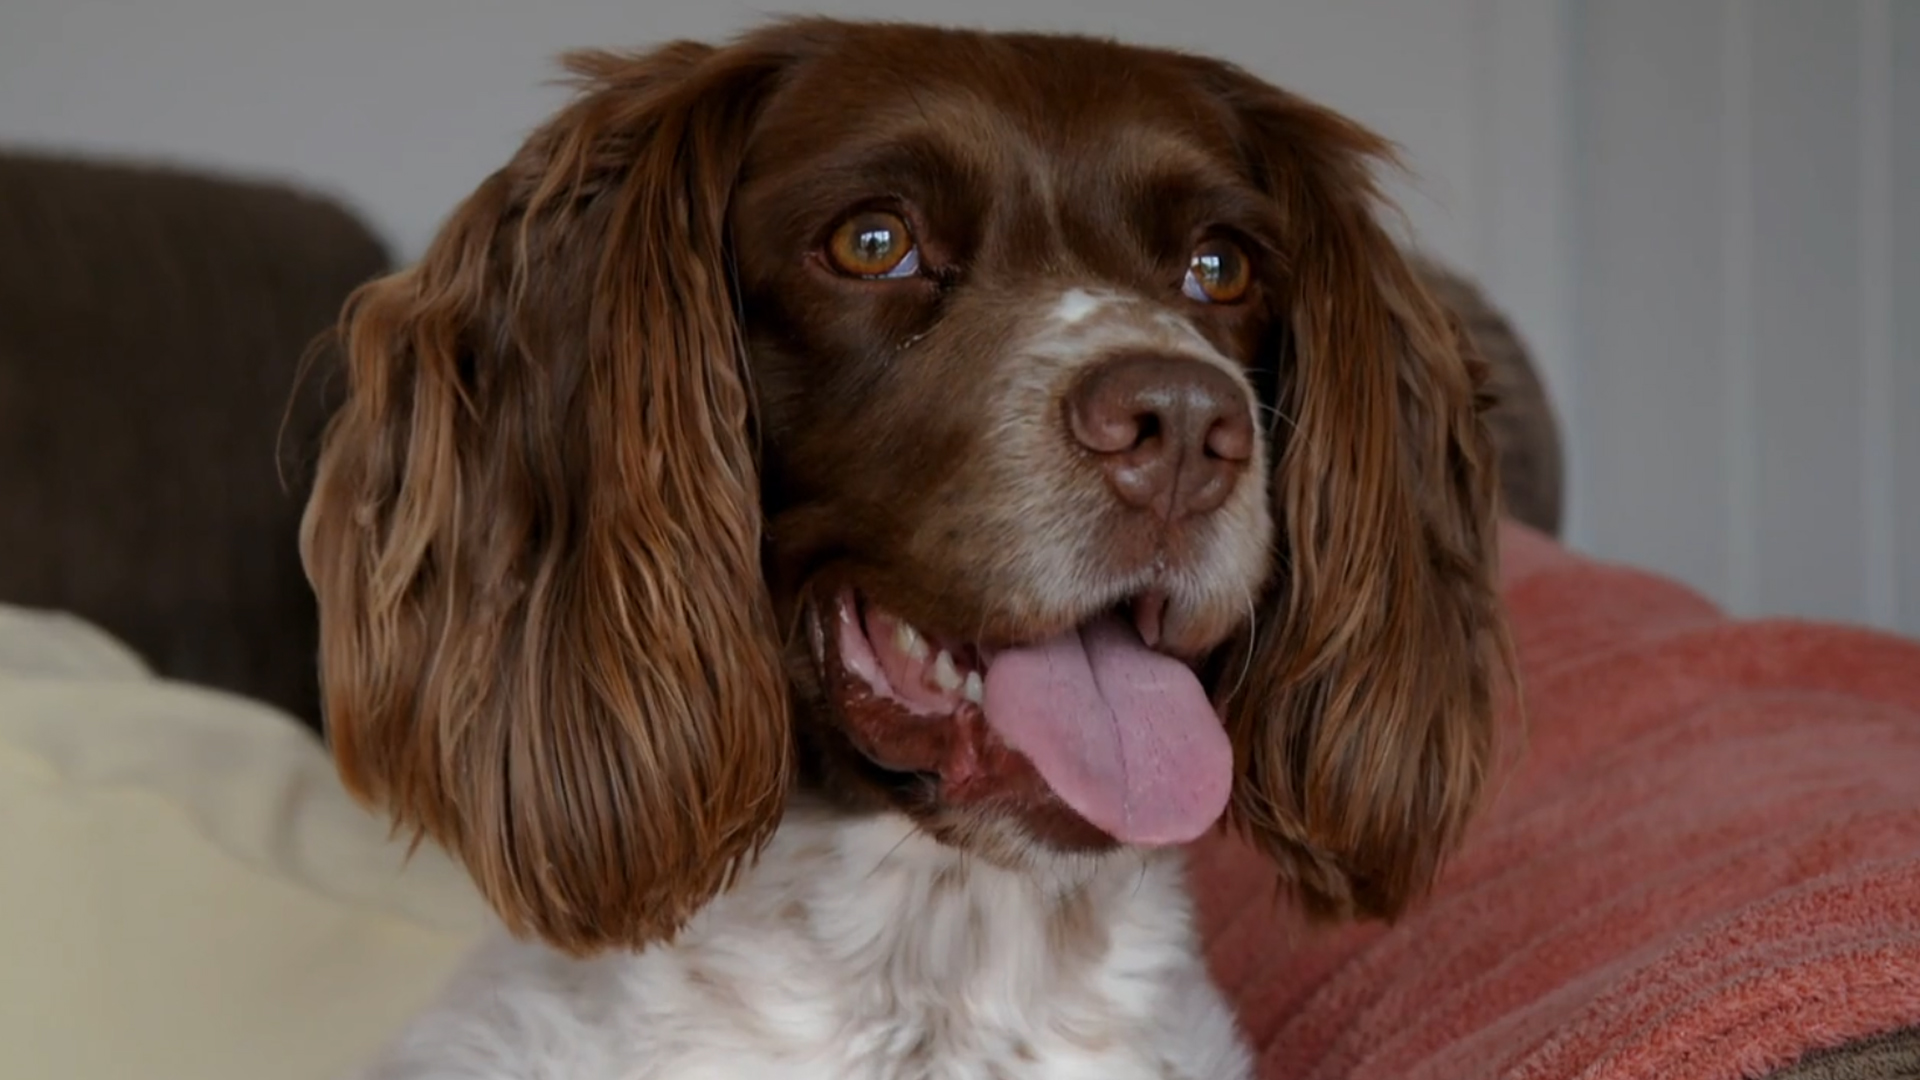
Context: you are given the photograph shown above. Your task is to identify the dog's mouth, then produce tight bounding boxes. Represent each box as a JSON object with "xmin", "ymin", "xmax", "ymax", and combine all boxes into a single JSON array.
[{"xmin": 815, "ymin": 588, "xmax": 1233, "ymax": 847}]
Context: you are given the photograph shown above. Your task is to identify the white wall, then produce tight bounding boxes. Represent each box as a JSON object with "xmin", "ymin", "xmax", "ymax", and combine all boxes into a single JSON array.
[
  {"xmin": 5, "ymin": 0, "xmax": 1913, "ymax": 634},
  {"xmin": 1569, "ymin": 0, "xmax": 1920, "ymax": 633}
]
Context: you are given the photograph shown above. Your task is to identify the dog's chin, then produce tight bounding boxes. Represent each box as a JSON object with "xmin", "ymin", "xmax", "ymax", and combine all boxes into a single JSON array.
[{"xmin": 802, "ymin": 583, "xmax": 1242, "ymax": 867}]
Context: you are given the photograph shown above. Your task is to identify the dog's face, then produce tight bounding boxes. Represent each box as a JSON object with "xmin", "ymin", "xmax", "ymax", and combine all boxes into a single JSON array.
[
  {"xmin": 301, "ymin": 19, "xmax": 1505, "ymax": 955},
  {"xmin": 733, "ymin": 34, "xmax": 1284, "ymax": 858}
]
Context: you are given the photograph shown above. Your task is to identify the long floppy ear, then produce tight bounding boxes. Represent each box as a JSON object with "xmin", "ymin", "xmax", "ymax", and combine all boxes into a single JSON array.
[
  {"xmin": 1197, "ymin": 64, "xmax": 1507, "ymax": 920},
  {"xmin": 299, "ymin": 39, "xmax": 795, "ymax": 954}
]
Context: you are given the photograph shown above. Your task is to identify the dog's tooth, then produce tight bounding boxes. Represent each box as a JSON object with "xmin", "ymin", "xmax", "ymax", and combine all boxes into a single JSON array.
[
  {"xmin": 931, "ymin": 651, "xmax": 963, "ymax": 693},
  {"xmin": 894, "ymin": 622, "xmax": 929, "ymax": 661},
  {"xmin": 962, "ymin": 671, "xmax": 984, "ymax": 705}
]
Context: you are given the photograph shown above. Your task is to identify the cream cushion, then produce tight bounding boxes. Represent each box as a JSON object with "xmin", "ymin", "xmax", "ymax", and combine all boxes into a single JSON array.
[{"xmin": 0, "ymin": 604, "xmax": 488, "ymax": 1080}]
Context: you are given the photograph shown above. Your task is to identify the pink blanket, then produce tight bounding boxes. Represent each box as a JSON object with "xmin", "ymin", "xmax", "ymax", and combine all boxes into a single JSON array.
[{"xmin": 1190, "ymin": 521, "xmax": 1920, "ymax": 1080}]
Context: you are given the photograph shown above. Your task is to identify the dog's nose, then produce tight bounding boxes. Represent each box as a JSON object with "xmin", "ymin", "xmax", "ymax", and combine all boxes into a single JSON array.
[{"xmin": 1066, "ymin": 353, "xmax": 1255, "ymax": 520}]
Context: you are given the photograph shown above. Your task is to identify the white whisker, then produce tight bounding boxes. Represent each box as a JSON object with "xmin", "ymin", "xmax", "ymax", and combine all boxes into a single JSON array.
[{"xmin": 1221, "ymin": 583, "xmax": 1261, "ymax": 706}]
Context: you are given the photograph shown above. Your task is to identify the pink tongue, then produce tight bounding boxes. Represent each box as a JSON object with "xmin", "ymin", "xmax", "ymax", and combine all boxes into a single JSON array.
[{"xmin": 981, "ymin": 613, "xmax": 1232, "ymax": 846}]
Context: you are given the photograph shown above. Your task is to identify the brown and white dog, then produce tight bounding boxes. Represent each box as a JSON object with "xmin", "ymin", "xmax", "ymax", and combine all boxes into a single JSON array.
[{"xmin": 301, "ymin": 17, "xmax": 1506, "ymax": 1078}]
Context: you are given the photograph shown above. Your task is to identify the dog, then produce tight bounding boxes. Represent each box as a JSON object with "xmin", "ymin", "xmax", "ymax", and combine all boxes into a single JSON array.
[{"xmin": 300, "ymin": 17, "xmax": 1506, "ymax": 1078}]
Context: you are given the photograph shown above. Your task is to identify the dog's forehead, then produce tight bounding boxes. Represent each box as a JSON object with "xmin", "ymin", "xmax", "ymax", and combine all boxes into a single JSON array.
[{"xmin": 746, "ymin": 28, "xmax": 1233, "ymax": 165}]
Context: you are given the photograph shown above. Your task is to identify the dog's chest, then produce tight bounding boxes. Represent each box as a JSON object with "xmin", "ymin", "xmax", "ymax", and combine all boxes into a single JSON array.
[
  {"xmin": 596, "ymin": 816, "xmax": 1249, "ymax": 1080},
  {"xmin": 633, "ymin": 963, "xmax": 1237, "ymax": 1080},
  {"xmin": 366, "ymin": 813, "xmax": 1251, "ymax": 1080}
]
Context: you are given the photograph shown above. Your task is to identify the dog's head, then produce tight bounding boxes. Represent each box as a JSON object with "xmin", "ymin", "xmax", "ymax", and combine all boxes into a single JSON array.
[{"xmin": 301, "ymin": 18, "xmax": 1505, "ymax": 955}]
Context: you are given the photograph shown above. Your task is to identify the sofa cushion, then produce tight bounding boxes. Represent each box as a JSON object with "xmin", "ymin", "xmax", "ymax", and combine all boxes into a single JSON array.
[{"xmin": 0, "ymin": 603, "xmax": 484, "ymax": 1080}]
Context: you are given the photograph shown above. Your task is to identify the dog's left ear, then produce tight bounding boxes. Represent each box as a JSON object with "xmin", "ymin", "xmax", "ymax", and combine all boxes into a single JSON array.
[{"xmin": 1191, "ymin": 60, "xmax": 1508, "ymax": 921}]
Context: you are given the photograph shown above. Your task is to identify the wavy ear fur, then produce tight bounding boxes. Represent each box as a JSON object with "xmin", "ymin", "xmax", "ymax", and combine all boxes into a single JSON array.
[
  {"xmin": 1197, "ymin": 63, "xmax": 1508, "ymax": 920},
  {"xmin": 300, "ymin": 39, "xmax": 795, "ymax": 954}
]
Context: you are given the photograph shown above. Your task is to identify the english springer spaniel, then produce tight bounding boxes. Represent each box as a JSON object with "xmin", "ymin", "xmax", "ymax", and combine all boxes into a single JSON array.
[{"xmin": 301, "ymin": 17, "xmax": 1506, "ymax": 1078}]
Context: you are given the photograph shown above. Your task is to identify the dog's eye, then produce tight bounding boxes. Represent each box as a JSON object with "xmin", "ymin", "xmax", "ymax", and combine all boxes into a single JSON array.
[
  {"xmin": 827, "ymin": 211, "xmax": 921, "ymax": 279},
  {"xmin": 1182, "ymin": 238, "xmax": 1252, "ymax": 304}
]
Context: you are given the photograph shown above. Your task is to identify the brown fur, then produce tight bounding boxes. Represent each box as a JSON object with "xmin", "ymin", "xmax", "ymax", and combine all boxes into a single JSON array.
[
  {"xmin": 301, "ymin": 18, "xmax": 1507, "ymax": 955},
  {"xmin": 1176, "ymin": 60, "xmax": 1508, "ymax": 920},
  {"xmin": 301, "ymin": 41, "xmax": 797, "ymax": 951}
]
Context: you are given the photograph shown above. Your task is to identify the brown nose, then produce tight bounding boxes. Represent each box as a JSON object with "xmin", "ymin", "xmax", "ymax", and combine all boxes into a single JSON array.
[{"xmin": 1066, "ymin": 353, "xmax": 1255, "ymax": 521}]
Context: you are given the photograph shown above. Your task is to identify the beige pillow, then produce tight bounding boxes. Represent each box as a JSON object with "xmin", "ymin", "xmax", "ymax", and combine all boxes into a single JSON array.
[{"xmin": 0, "ymin": 604, "xmax": 487, "ymax": 1080}]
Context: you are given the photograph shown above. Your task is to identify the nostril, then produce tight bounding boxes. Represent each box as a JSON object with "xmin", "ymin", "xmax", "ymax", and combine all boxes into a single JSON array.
[
  {"xmin": 1133, "ymin": 412, "xmax": 1163, "ymax": 449},
  {"xmin": 1069, "ymin": 399, "xmax": 1145, "ymax": 455},
  {"xmin": 1203, "ymin": 410, "xmax": 1254, "ymax": 463},
  {"xmin": 1068, "ymin": 376, "xmax": 1172, "ymax": 456}
]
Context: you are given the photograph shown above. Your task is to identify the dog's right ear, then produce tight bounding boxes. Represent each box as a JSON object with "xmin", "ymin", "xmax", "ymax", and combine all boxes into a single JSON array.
[{"xmin": 300, "ymin": 38, "xmax": 797, "ymax": 955}]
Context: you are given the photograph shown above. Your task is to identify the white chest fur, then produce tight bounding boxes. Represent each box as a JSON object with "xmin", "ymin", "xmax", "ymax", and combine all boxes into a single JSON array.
[{"xmin": 354, "ymin": 799, "xmax": 1253, "ymax": 1080}]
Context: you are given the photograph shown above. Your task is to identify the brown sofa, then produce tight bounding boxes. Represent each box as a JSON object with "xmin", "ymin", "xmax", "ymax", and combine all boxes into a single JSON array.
[{"xmin": 0, "ymin": 151, "xmax": 388, "ymax": 729}]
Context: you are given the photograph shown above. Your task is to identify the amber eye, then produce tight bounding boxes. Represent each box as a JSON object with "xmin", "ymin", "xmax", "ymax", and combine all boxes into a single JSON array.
[
  {"xmin": 826, "ymin": 210, "xmax": 921, "ymax": 279},
  {"xmin": 1182, "ymin": 237, "xmax": 1252, "ymax": 304}
]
